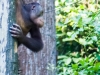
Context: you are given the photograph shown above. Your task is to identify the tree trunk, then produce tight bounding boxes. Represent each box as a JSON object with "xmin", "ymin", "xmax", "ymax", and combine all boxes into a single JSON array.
[
  {"xmin": 0, "ymin": 0, "xmax": 18, "ymax": 75},
  {"xmin": 18, "ymin": 0, "xmax": 56, "ymax": 75}
]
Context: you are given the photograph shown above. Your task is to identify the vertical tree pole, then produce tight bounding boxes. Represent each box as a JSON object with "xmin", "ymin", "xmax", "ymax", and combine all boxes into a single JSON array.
[{"xmin": 0, "ymin": 0, "xmax": 18, "ymax": 75}]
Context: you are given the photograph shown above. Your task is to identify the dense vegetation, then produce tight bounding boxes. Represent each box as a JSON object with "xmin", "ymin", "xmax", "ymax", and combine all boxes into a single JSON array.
[{"xmin": 56, "ymin": 0, "xmax": 100, "ymax": 74}]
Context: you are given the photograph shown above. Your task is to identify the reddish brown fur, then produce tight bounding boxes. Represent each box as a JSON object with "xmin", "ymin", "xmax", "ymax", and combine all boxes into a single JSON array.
[{"xmin": 16, "ymin": 0, "xmax": 30, "ymax": 35}]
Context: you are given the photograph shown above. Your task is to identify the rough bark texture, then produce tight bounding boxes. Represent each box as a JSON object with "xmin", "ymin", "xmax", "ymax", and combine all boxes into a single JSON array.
[
  {"xmin": 0, "ymin": 0, "xmax": 18, "ymax": 75},
  {"xmin": 18, "ymin": 0, "xmax": 56, "ymax": 75},
  {"xmin": 0, "ymin": 1, "xmax": 8, "ymax": 74}
]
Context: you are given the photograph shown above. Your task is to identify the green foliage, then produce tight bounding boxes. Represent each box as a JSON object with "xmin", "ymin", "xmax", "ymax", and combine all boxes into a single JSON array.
[
  {"xmin": 56, "ymin": 0, "xmax": 100, "ymax": 75},
  {"xmin": 56, "ymin": 0, "xmax": 100, "ymax": 56},
  {"xmin": 57, "ymin": 56, "xmax": 100, "ymax": 75}
]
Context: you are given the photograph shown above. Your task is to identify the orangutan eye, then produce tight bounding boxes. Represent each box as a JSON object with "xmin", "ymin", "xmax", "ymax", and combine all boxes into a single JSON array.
[{"xmin": 31, "ymin": 5, "xmax": 35, "ymax": 10}]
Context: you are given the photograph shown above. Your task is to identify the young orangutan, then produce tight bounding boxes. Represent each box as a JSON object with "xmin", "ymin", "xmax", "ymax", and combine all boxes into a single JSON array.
[{"xmin": 10, "ymin": 0, "xmax": 44, "ymax": 52}]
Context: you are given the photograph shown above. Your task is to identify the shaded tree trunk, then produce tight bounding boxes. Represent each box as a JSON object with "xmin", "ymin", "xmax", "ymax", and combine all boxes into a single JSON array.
[
  {"xmin": 18, "ymin": 0, "xmax": 56, "ymax": 75},
  {"xmin": 0, "ymin": 0, "xmax": 18, "ymax": 75}
]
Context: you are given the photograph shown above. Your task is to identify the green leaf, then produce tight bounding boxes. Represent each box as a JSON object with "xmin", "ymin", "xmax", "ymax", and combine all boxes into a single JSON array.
[
  {"xmin": 62, "ymin": 38, "xmax": 74, "ymax": 42},
  {"xmin": 57, "ymin": 34, "xmax": 64, "ymax": 37},
  {"xmin": 79, "ymin": 4, "xmax": 85, "ymax": 9},
  {"xmin": 72, "ymin": 64, "xmax": 78, "ymax": 70},
  {"xmin": 63, "ymin": 57, "xmax": 72, "ymax": 65},
  {"xmin": 77, "ymin": 17, "xmax": 83, "ymax": 27},
  {"xmin": 67, "ymin": 32, "xmax": 73, "ymax": 36},
  {"xmin": 79, "ymin": 59, "xmax": 85, "ymax": 66},
  {"xmin": 79, "ymin": 38, "xmax": 87, "ymax": 45},
  {"xmin": 74, "ymin": 71, "xmax": 79, "ymax": 75},
  {"xmin": 72, "ymin": 58, "xmax": 81, "ymax": 63},
  {"xmin": 58, "ymin": 55, "xmax": 67, "ymax": 59},
  {"xmin": 91, "ymin": 36, "xmax": 97, "ymax": 41},
  {"xmin": 87, "ymin": 40, "xmax": 93, "ymax": 45},
  {"xmin": 93, "ymin": 63, "xmax": 100, "ymax": 72},
  {"xmin": 96, "ymin": 54, "xmax": 100, "ymax": 61}
]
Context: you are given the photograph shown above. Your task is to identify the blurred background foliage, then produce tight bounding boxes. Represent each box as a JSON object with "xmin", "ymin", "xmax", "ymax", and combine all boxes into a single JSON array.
[{"xmin": 55, "ymin": 0, "xmax": 100, "ymax": 74}]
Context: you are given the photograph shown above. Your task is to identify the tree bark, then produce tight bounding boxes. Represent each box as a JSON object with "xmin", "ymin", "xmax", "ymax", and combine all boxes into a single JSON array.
[
  {"xmin": 18, "ymin": 0, "xmax": 56, "ymax": 75},
  {"xmin": 0, "ymin": 0, "xmax": 18, "ymax": 75}
]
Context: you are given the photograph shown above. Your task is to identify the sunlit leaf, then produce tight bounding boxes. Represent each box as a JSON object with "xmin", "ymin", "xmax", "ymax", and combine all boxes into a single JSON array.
[
  {"xmin": 63, "ymin": 38, "xmax": 74, "ymax": 42},
  {"xmin": 67, "ymin": 32, "xmax": 73, "ymax": 36},
  {"xmin": 58, "ymin": 55, "xmax": 68, "ymax": 59},
  {"xmin": 73, "ymin": 58, "xmax": 81, "ymax": 63},
  {"xmin": 79, "ymin": 4, "xmax": 85, "ymax": 9},
  {"xmin": 91, "ymin": 36, "xmax": 97, "ymax": 41},
  {"xmin": 63, "ymin": 57, "xmax": 72, "ymax": 65},
  {"xmin": 79, "ymin": 38, "xmax": 86, "ymax": 45}
]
